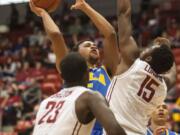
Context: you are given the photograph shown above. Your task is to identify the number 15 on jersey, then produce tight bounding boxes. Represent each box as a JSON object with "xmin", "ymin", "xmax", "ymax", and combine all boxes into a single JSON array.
[{"xmin": 137, "ymin": 75, "xmax": 160, "ymax": 102}]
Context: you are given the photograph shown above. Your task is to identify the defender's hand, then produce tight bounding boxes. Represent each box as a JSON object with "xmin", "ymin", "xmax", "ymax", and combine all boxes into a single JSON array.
[
  {"xmin": 71, "ymin": 0, "xmax": 87, "ymax": 10},
  {"xmin": 29, "ymin": 0, "xmax": 46, "ymax": 17},
  {"xmin": 153, "ymin": 37, "xmax": 171, "ymax": 48}
]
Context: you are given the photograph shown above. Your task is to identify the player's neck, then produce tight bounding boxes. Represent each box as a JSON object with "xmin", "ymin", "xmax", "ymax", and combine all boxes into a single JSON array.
[
  {"xmin": 150, "ymin": 121, "xmax": 166, "ymax": 133},
  {"xmin": 87, "ymin": 62, "xmax": 96, "ymax": 68},
  {"xmin": 64, "ymin": 82, "xmax": 86, "ymax": 88},
  {"xmin": 87, "ymin": 57, "xmax": 98, "ymax": 68}
]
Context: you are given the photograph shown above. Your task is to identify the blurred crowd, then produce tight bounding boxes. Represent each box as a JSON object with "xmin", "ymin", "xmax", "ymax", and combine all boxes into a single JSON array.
[{"xmin": 0, "ymin": 0, "xmax": 179, "ymax": 134}]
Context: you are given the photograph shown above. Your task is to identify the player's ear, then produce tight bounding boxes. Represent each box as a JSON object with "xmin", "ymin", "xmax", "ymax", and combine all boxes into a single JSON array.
[{"xmin": 145, "ymin": 56, "xmax": 152, "ymax": 62}]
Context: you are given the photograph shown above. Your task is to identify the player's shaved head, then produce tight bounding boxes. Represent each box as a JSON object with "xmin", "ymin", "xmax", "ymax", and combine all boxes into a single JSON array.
[
  {"xmin": 142, "ymin": 45, "xmax": 174, "ymax": 74},
  {"xmin": 60, "ymin": 52, "xmax": 89, "ymax": 86}
]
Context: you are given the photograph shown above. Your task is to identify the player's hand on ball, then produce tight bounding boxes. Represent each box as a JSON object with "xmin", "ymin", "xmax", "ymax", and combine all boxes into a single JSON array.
[
  {"xmin": 71, "ymin": 0, "xmax": 86, "ymax": 10},
  {"xmin": 29, "ymin": 0, "xmax": 46, "ymax": 17}
]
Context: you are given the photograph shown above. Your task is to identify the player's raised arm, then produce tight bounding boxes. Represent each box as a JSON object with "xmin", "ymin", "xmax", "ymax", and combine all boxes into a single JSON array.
[
  {"xmin": 118, "ymin": 0, "xmax": 139, "ymax": 66},
  {"xmin": 163, "ymin": 63, "xmax": 177, "ymax": 90},
  {"xmin": 29, "ymin": 0, "xmax": 68, "ymax": 73},
  {"xmin": 76, "ymin": 91, "xmax": 126, "ymax": 135},
  {"xmin": 71, "ymin": 0, "xmax": 119, "ymax": 77}
]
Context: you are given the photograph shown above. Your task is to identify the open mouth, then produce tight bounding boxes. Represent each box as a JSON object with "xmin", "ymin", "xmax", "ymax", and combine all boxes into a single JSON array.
[
  {"xmin": 158, "ymin": 112, "xmax": 164, "ymax": 117},
  {"xmin": 91, "ymin": 49, "xmax": 98, "ymax": 55}
]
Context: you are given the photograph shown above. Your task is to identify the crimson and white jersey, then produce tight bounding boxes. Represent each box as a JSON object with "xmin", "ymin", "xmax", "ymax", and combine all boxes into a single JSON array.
[
  {"xmin": 33, "ymin": 86, "xmax": 95, "ymax": 135},
  {"xmin": 106, "ymin": 59, "xmax": 167, "ymax": 135}
]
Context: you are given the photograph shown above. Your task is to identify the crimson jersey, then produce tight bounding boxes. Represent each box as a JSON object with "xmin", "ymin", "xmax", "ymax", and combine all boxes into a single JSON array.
[
  {"xmin": 106, "ymin": 59, "xmax": 167, "ymax": 135},
  {"xmin": 33, "ymin": 86, "xmax": 95, "ymax": 135}
]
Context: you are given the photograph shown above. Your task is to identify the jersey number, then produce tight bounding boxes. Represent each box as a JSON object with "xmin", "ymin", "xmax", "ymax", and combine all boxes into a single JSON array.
[
  {"xmin": 38, "ymin": 101, "xmax": 65, "ymax": 125},
  {"xmin": 137, "ymin": 75, "xmax": 159, "ymax": 102}
]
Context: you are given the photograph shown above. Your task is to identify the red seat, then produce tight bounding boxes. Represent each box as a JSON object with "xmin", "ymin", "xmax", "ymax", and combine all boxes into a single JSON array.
[
  {"xmin": 173, "ymin": 49, "xmax": 180, "ymax": 56},
  {"xmin": 46, "ymin": 69, "xmax": 58, "ymax": 74},
  {"xmin": 174, "ymin": 57, "xmax": 180, "ymax": 65},
  {"xmin": 40, "ymin": 82, "xmax": 58, "ymax": 95},
  {"xmin": 46, "ymin": 74, "xmax": 59, "ymax": 81},
  {"xmin": 176, "ymin": 65, "xmax": 180, "ymax": 72}
]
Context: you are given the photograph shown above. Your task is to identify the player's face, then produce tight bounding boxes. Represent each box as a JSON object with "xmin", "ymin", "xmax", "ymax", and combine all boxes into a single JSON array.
[
  {"xmin": 78, "ymin": 41, "xmax": 100, "ymax": 65},
  {"xmin": 151, "ymin": 104, "xmax": 169, "ymax": 125}
]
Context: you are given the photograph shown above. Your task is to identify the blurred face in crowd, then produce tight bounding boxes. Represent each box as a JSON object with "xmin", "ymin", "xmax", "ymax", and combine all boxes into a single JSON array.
[
  {"xmin": 151, "ymin": 104, "xmax": 169, "ymax": 125},
  {"xmin": 78, "ymin": 41, "xmax": 100, "ymax": 65}
]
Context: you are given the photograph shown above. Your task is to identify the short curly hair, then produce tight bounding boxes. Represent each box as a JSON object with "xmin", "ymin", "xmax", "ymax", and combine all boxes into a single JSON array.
[
  {"xmin": 60, "ymin": 52, "xmax": 88, "ymax": 83},
  {"xmin": 149, "ymin": 45, "xmax": 174, "ymax": 74}
]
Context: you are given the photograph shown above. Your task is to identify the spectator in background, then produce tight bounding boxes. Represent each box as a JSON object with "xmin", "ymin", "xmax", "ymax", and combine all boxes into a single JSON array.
[
  {"xmin": 28, "ymin": 28, "xmax": 41, "ymax": 46},
  {"xmin": 170, "ymin": 98, "xmax": 180, "ymax": 133},
  {"xmin": 140, "ymin": 0, "xmax": 151, "ymax": 12},
  {"xmin": 167, "ymin": 19, "xmax": 178, "ymax": 37},
  {"xmin": 68, "ymin": 17, "xmax": 83, "ymax": 44},
  {"xmin": 84, "ymin": 20, "xmax": 97, "ymax": 38},
  {"xmin": 172, "ymin": 29, "xmax": 180, "ymax": 48},
  {"xmin": 1, "ymin": 83, "xmax": 23, "ymax": 132},
  {"xmin": 44, "ymin": 49, "xmax": 56, "ymax": 68},
  {"xmin": 13, "ymin": 37, "xmax": 24, "ymax": 55},
  {"xmin": 30, "ymin": 61, "xmax": 45, "ymax": 81},
  {"xmin": 3, "ymin": 58, "xmax": 17, "ymax": 75},
  {"xmin": 16, "ymin": 61, "xmax": 30, "ymax": 82}
]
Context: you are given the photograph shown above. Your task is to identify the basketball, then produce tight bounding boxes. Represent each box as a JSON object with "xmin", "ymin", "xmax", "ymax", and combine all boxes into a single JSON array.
[{"xmin": 32, "ymin": 0, "xmax": 61, "ymax": 12}]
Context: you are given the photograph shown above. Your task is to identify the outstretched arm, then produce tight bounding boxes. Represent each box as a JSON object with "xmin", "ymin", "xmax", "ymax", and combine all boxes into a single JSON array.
[
  {"xmin": 118, "ymin": 0, "xmax": 139, "ymax": 66},
  {"xmin": 29, "ymin": 0, "xmax": 68, "ymax": 73},
  {"xmin": 71, "ymin": 0, "xmax": 119, "ymax": 76},
  {"xmin": 76, "ymin": 91, "xmax": 126, "ymax": 135},
  {"xmin": 163, "ymin": 61, "xmax": 177, "ymax": 90}
]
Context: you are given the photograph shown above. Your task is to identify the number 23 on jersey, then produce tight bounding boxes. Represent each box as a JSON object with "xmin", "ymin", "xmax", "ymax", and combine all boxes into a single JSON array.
[{"xmin": 38, "ymin": 101, "xmax": 65, "ymax": 125}]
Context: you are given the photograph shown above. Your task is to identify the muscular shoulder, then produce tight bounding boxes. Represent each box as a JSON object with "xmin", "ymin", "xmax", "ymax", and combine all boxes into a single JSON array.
[
  {"xmin": 78, "ymin": 91, "xmax": 104, "ymax": 103},
  {"xmin": 75, "ymin": 91, "xmax": 102, "ymax": 124}
]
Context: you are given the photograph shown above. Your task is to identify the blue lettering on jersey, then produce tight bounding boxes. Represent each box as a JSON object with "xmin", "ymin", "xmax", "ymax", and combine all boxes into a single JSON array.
[
  {"xmin": 88, "ymin": 66, "xmax": 111, "ymax": 96},
  {"xmin": 87, "ymin": 66, "xmax": 111, "ymax": 135}
]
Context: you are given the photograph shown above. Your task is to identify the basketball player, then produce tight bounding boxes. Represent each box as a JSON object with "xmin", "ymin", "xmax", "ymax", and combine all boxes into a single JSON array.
[
  {"xmin": 146, "ymin": 104, "xmax": 180, "ymax": 135},
  {"xmin": 33, "ymin": 52, "xmax": 126, "ymax": 135},
  {"xmin": 105, "ymin": 0, "xmax": 175, "ymax": 134},
  {"xmin": 29, "ymin": 0, "xmax": 119, "ymax": 134}
]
